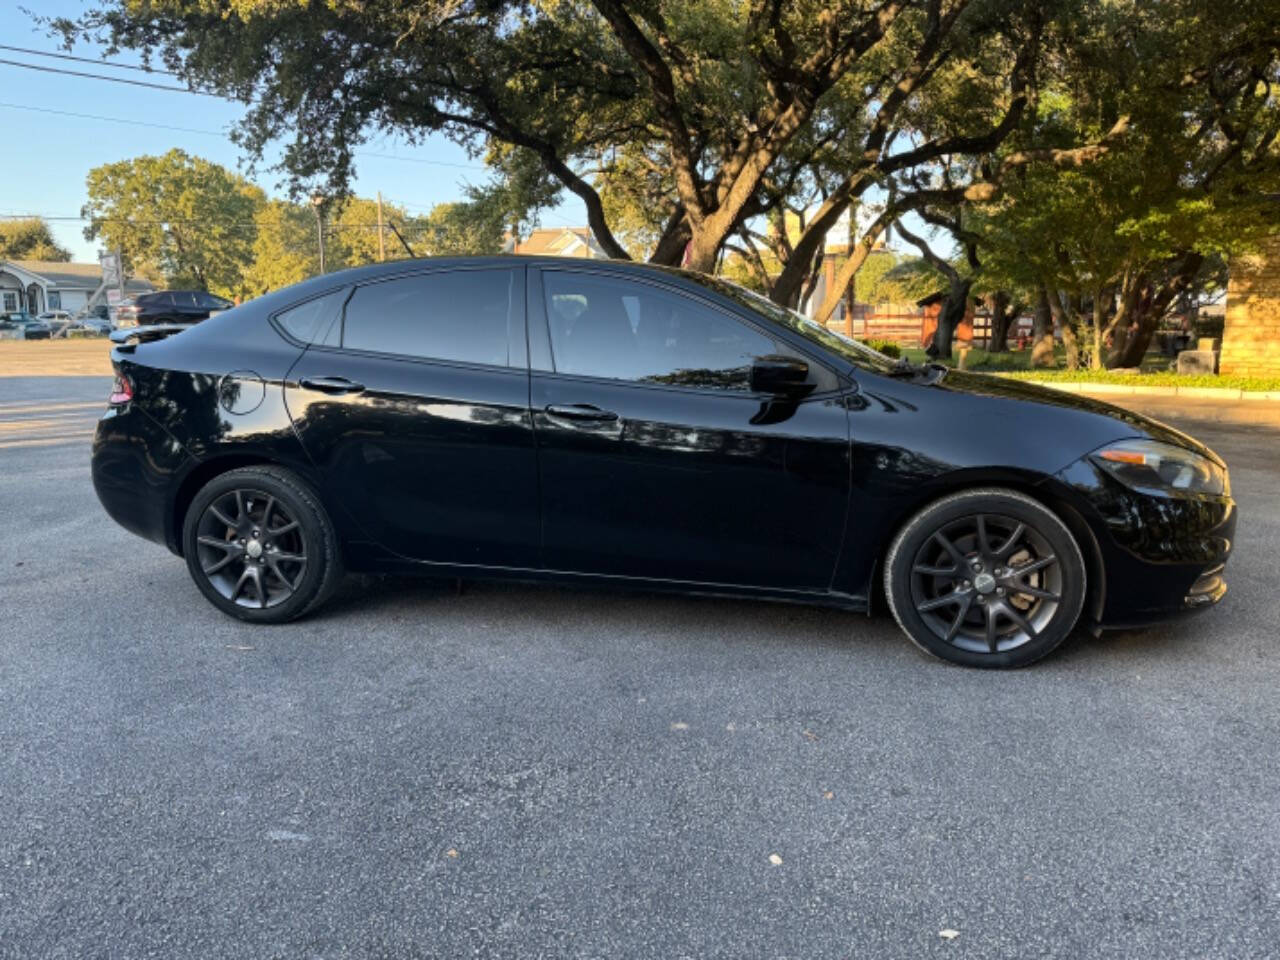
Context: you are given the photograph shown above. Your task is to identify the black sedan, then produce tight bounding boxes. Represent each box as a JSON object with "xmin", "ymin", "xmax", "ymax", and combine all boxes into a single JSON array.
[
  {"xmin": 115, "ymin": 290, "xmax": 233, "ymax": 326},
  {"xmin": 91, "ymin": 257, "xmax": 1235, "ymax": 668}
]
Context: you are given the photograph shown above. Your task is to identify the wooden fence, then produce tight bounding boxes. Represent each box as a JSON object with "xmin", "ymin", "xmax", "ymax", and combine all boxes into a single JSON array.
[{"xmin": 826, "ymin": 303, "xmax": 1035, "ymax": 349}]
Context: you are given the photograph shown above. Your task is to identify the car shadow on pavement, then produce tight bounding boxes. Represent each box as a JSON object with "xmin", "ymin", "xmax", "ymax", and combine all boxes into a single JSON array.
[{"xmin": 312, "ymin": 570, "xmax": 1234, "ymax": 668}]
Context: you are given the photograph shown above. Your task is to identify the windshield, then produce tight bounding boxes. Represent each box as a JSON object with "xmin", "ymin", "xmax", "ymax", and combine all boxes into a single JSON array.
[{"xmin": 677, "ymin": 273, "xmax": 901, "ymax": 374}]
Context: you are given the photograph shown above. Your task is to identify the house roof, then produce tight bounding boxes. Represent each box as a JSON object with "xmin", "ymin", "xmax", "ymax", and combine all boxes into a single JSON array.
[
  {"xmin": 513, "ymin": 227, "xmax": 603, "ymax": 258},
  {"xmin": 5, "ymin": 260, "xmax": 154, "ymax": 292}
]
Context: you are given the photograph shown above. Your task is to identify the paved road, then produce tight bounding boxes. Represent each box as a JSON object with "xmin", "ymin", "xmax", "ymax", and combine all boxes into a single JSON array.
[{"xmin": 1, "ymin": 377, "xmax": 1277, "ymax": 959}]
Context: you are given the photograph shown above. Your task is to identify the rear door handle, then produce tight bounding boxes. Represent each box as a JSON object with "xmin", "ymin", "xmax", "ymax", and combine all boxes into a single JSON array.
[
  {"xmin": 299, "ymin": 376, "xmax": 366, "ymax": 396},
  {"xmin": 544, "ymin": 403, "xmax": 618, "ymax": 422}
]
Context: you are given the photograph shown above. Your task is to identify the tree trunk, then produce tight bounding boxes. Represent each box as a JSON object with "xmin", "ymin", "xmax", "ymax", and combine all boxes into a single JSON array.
[
  {"xmin": 1046, "ymin": 287, "xmax": 1082, "ymax": 369},
  {"xmin": 986, "ymin": 291, "xmax": 1013, "ymax": 353},
  {"xmin": 929, "ymin": 278, "xmax": 972, "ymax": 360},
  {"xmin": 1090, "ymin": 287, "xmax": 1107, "ymax": 371},
  {"xmin": 1031, "ymin": 285, "xmax": 1055, "ymax": 367},
  {"xmin": 1107, "ymin": 253, "xmax": 1205, "ymax": 369},
  {"xmin": 812, "ymin": 210, "xmax": 896, "ymax": 324}
]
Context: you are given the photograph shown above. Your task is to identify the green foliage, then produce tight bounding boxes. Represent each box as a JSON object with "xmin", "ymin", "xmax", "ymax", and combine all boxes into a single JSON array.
[
  {"xmin": 0, "ymin": 218, "xmax": 71, "ymax": 262},
  {"xmin": 241, "ymin": 200, "xmax": 316, "ymax": 295},
  {"xmin": 82, "ymin": 149, "xmax": 264, "ymax": 294},
  {"xmin": 968, "ymin": 0, "xmax": 1280, "ymax": 354},
  {"xmin": 852, "ymin": 250, "xmax": 897, "ymax": 303},
  {"xmin": 419, "ymin": 199, "xmax": 506, "ymax": 257},
  {"xmin": 871, "ymin": 256, "xmax": 946, "ymax": 303},
  {"xmin": 864, "ymin": 339, "xmax": 901, "ymax": 358}
]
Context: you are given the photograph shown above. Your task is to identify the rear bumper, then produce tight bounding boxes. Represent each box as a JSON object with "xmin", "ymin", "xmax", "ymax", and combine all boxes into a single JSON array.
[{"xmin": 92, "ymin": 405, "xmax": 192, "ymax": 554}]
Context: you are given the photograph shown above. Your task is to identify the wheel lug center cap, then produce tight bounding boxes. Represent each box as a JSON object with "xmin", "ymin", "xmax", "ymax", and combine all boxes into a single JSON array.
[
  {"xmin": 973, "ymin": 572, "xmax": 996, "ymax": 595},
  {"xmin": 246, "ymin": 540, "xmax": 263, "ymax": 559}
]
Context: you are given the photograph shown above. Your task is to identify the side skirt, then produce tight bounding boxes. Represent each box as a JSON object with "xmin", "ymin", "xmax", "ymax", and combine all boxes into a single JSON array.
[{"xmin": 344, "ymin": 541, "xmax": 869, "ymax": 612}]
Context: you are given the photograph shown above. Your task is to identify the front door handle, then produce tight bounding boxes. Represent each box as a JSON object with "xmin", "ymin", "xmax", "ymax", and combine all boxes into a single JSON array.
[
  {"xmin": 544, "ymin": 403, "xmax": 619, "ymax": 422},
  {"xmin": 299, "ymin": 376, "xmax": 366, "ymax": 396}
]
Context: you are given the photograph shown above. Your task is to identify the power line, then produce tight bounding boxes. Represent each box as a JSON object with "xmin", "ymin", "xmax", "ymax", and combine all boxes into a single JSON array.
[
  {"xmin": 0, "ymin": 43, "xmax": 179, "ymax": 76},
  {"xmin": 0, "ymin": 100, "xmax": 225, "ymax": 137},
  {"xmin": 0, "ymin": 213, "xmax": 417, "ymax": 230},
  {"xmin": 0, "ymin": 101, "xmax": 488, "ymax": 170},
  {"xmin": 0, "ymin": 57, "xmax": 222, "ymax": 96}
]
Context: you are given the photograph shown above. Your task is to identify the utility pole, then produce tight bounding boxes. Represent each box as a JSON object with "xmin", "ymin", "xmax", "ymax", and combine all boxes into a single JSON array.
[
  {"xmin": 310, "ymin": 193, "xmax": 327, "ymax": 274},
  {"xmin": 376, "ymin": 192, "xmax": 386, "ymax": 262}
]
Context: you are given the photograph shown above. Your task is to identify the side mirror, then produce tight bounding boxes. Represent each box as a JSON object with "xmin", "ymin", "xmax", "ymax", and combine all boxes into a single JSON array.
[{"xmin": 750, "ymin": 354, "xmax": 813, "ymax": 397}]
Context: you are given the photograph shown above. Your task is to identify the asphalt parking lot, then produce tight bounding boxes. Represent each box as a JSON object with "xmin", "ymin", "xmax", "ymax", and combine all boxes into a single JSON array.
[{"xmin": 1, "ymin": 375, "xmax": 1277, "ymax": 959}]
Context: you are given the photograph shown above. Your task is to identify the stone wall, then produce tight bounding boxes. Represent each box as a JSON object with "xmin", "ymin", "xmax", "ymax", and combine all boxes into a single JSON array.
[{"xmin": 1220, "ymin": 234, "xmax": 1280, "ymax": 376}]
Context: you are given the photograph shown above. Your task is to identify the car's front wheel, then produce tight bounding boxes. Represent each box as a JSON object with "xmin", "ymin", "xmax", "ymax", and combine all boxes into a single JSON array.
[
  {"xmin": 182, "ymin": 466, "xmax": 343, "ymax": 623},
  {"xmin": 884, "ymin": 488, "xmax": 1087, "ymax": 668}
]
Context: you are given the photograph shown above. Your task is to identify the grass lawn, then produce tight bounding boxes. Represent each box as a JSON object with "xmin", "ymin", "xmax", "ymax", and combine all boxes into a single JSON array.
[{"xmin": 894, "ymin": 345, "xmax": 1280, "ymax": 392}]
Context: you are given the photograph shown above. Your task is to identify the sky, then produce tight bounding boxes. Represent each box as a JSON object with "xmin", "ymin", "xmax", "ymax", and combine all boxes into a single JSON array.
[{"xmin": 0, "ymin": 0, "xmax": 587, "ymax": 264}]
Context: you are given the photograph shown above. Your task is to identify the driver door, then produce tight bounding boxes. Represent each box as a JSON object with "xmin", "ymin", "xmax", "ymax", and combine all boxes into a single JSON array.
[{"xmin": 529, "ymin": 266, "xmax": 851, "ymax": 592}]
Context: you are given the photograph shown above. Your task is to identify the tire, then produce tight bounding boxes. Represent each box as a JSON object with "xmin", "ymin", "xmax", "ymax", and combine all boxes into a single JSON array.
[
  {"xmin": 182, "ymin": 466, "xmax": 343, "ymax": 623},
  {"xmin": 884, "ymin": 488, "xmax": 1087, "ymax": 668}
]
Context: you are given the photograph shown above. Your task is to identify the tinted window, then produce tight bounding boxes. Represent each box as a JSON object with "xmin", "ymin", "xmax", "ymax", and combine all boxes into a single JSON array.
[
  {"xmin": 276, "ymin": 289, "xmax": 347, "ymax": 345},
  {"xmin": 175, "ymin": 292, "xmax": 199, "ymax": 308},
  {"xmin": 342, "ymin": 269, "xmax": 514, "ymax": 366},
  {"xmin": 542, "ymin": 272, "xmax": 776, "ymax": 391},
  {"xmin": 198, "ymin": 292, "xmax": 228, "ymax": 309}
]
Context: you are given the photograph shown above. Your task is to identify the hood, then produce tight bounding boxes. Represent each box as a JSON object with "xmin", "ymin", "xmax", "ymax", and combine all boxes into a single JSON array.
[{"xmin": 928, "ymin": 371, "xmax": 1223, "ymax": 465}]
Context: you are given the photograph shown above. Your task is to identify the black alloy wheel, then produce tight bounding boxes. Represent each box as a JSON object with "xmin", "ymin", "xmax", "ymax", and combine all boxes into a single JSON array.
[
  {"xmin": 182, "ymin": 466, "xmax": 343, "ymax": 623},
  {"xmin": 885, "ymin": 488, "xmax": 1087, "ymax": 668},
  {"xmin": 195, "ymin": 489, "xmax": 307, "ymax": 609}
]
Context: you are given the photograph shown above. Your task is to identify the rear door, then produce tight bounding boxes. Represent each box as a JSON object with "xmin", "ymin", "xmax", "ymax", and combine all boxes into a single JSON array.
[
  {"xmin": 284, "ymin": 266, "xmax": 540, "ymax": 568},
  {"xmin": 529, "ymin": 266, "xmax": 850, "ymax": 591}
]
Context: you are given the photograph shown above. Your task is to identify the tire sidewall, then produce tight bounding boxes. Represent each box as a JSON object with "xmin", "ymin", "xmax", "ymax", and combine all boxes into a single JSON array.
[
  {"xmin": 885, "ymin": 489, "xmax": 1087, "ymax": 668},
  {"xmin": 182, "ymin": 468, "xmax": 332, "ymax": 623}
]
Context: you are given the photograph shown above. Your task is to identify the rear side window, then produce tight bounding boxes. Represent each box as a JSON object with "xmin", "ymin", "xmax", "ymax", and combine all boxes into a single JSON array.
[
  {"xmin": 341, "ymin": 269, "xmax": 514, "ymax": 367},
  {"xmin": 275, "ymin": 289, "xmax": 347, "ymax": 346}
]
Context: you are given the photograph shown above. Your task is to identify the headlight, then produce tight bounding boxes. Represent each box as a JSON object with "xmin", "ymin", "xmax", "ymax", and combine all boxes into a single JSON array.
[{"xmin": 1091, "ymin": 439, "xmax": 1227, "ymax": 497}]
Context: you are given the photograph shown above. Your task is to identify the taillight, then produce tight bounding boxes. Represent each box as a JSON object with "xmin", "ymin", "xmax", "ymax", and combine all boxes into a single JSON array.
[{"xmin": 108, "ymin": 374, "xmax": 134, "ymax": 406}]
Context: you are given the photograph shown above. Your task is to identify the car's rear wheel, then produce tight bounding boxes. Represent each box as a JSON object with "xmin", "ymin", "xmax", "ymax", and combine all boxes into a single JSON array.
[
  {"xmin": 884, "ymin": 488, "xmax": 1087, "ymax": 668},
  {"xmin": 182, "ymin": 466, "xmax": 343, "ymax": 623}
]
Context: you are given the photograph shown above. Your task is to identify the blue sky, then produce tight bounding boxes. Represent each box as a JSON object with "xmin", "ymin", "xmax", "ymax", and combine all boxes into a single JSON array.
[{"xmin": 0, "ymin": 0, "xmax": 585, "ymax": 263}]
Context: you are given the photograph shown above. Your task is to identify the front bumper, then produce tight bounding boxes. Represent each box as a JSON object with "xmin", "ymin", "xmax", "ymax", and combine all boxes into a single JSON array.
[{"xmin": 1054, "ymin": 458, "xmax": 1236, "ymax": 629}]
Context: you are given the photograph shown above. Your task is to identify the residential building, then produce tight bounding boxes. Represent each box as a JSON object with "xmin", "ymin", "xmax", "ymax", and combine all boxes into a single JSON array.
[
  {"xmin": 512, "ymin": 227, "xmax": 608, "ymax": 259},
  {"xmin": 0, "ymin": 260, "xmax": 154, "ymax": 315}
]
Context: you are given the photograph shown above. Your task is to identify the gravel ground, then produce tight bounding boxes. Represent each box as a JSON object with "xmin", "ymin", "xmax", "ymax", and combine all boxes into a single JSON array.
[{"xmin": 0, "ymin": 376, "xmax": 1276, "ymax": 959}]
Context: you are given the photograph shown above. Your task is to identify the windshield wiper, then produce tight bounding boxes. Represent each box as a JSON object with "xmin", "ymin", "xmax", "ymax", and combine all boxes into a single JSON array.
[{"xmin": 886, "ymin": 357, "xmax": 949, "ymax": 380}]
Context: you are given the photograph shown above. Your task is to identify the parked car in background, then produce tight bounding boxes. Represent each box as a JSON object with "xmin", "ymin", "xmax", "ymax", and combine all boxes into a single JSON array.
[
  {"xmin": 0, "ymin": 312, "xmax": 52, "ymax": 339},
  {"xmin": 75, "ymin": 314, "xmax": 115, "ymax": 335},
  {"xmin": 114, "ymin": 291, "xmax": 233, "ymax": 327},
  {"xmin": 37, "ymin": 310, "xmax": 74, "ymax": 334}
]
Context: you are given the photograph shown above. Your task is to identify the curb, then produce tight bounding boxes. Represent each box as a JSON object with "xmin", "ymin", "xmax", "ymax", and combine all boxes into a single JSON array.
[{"xmin": 993, "ymin": 376, "xmax": 1280, "ymax": 402}]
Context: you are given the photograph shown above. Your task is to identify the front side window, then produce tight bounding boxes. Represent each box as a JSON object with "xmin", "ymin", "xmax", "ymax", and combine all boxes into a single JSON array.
[
  {"xmin": 342, "ymin": 269, "xmax": 514, "ymax": 367},
  {"xmin": 542, "ymin": 271, "xmax": 776, "ymax": 391}
]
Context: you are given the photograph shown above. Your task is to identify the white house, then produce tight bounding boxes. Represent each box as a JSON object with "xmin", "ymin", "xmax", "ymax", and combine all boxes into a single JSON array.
[{"xmin": 0, "ymin": 260, "xmax": 154, "ymax": 315}]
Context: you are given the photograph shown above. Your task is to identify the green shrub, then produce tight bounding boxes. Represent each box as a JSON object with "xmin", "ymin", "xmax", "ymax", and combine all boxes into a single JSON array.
[{"xmin": 866, "ymin": 339, "xmax": 901, "ymax": 358}]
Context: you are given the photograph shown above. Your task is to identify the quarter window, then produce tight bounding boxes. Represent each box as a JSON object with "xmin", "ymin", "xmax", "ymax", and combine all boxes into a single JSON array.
[
  {"xmin": 276, "ymin": 289, "xmax": 347, "ymax": 345},
  {"xmin": 342, "ymin": 270, "xmax": 514, "ymax": 367},
  {"xmin": 542, "ymin": 272, "xmax": 776, "ymax": 391}
]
